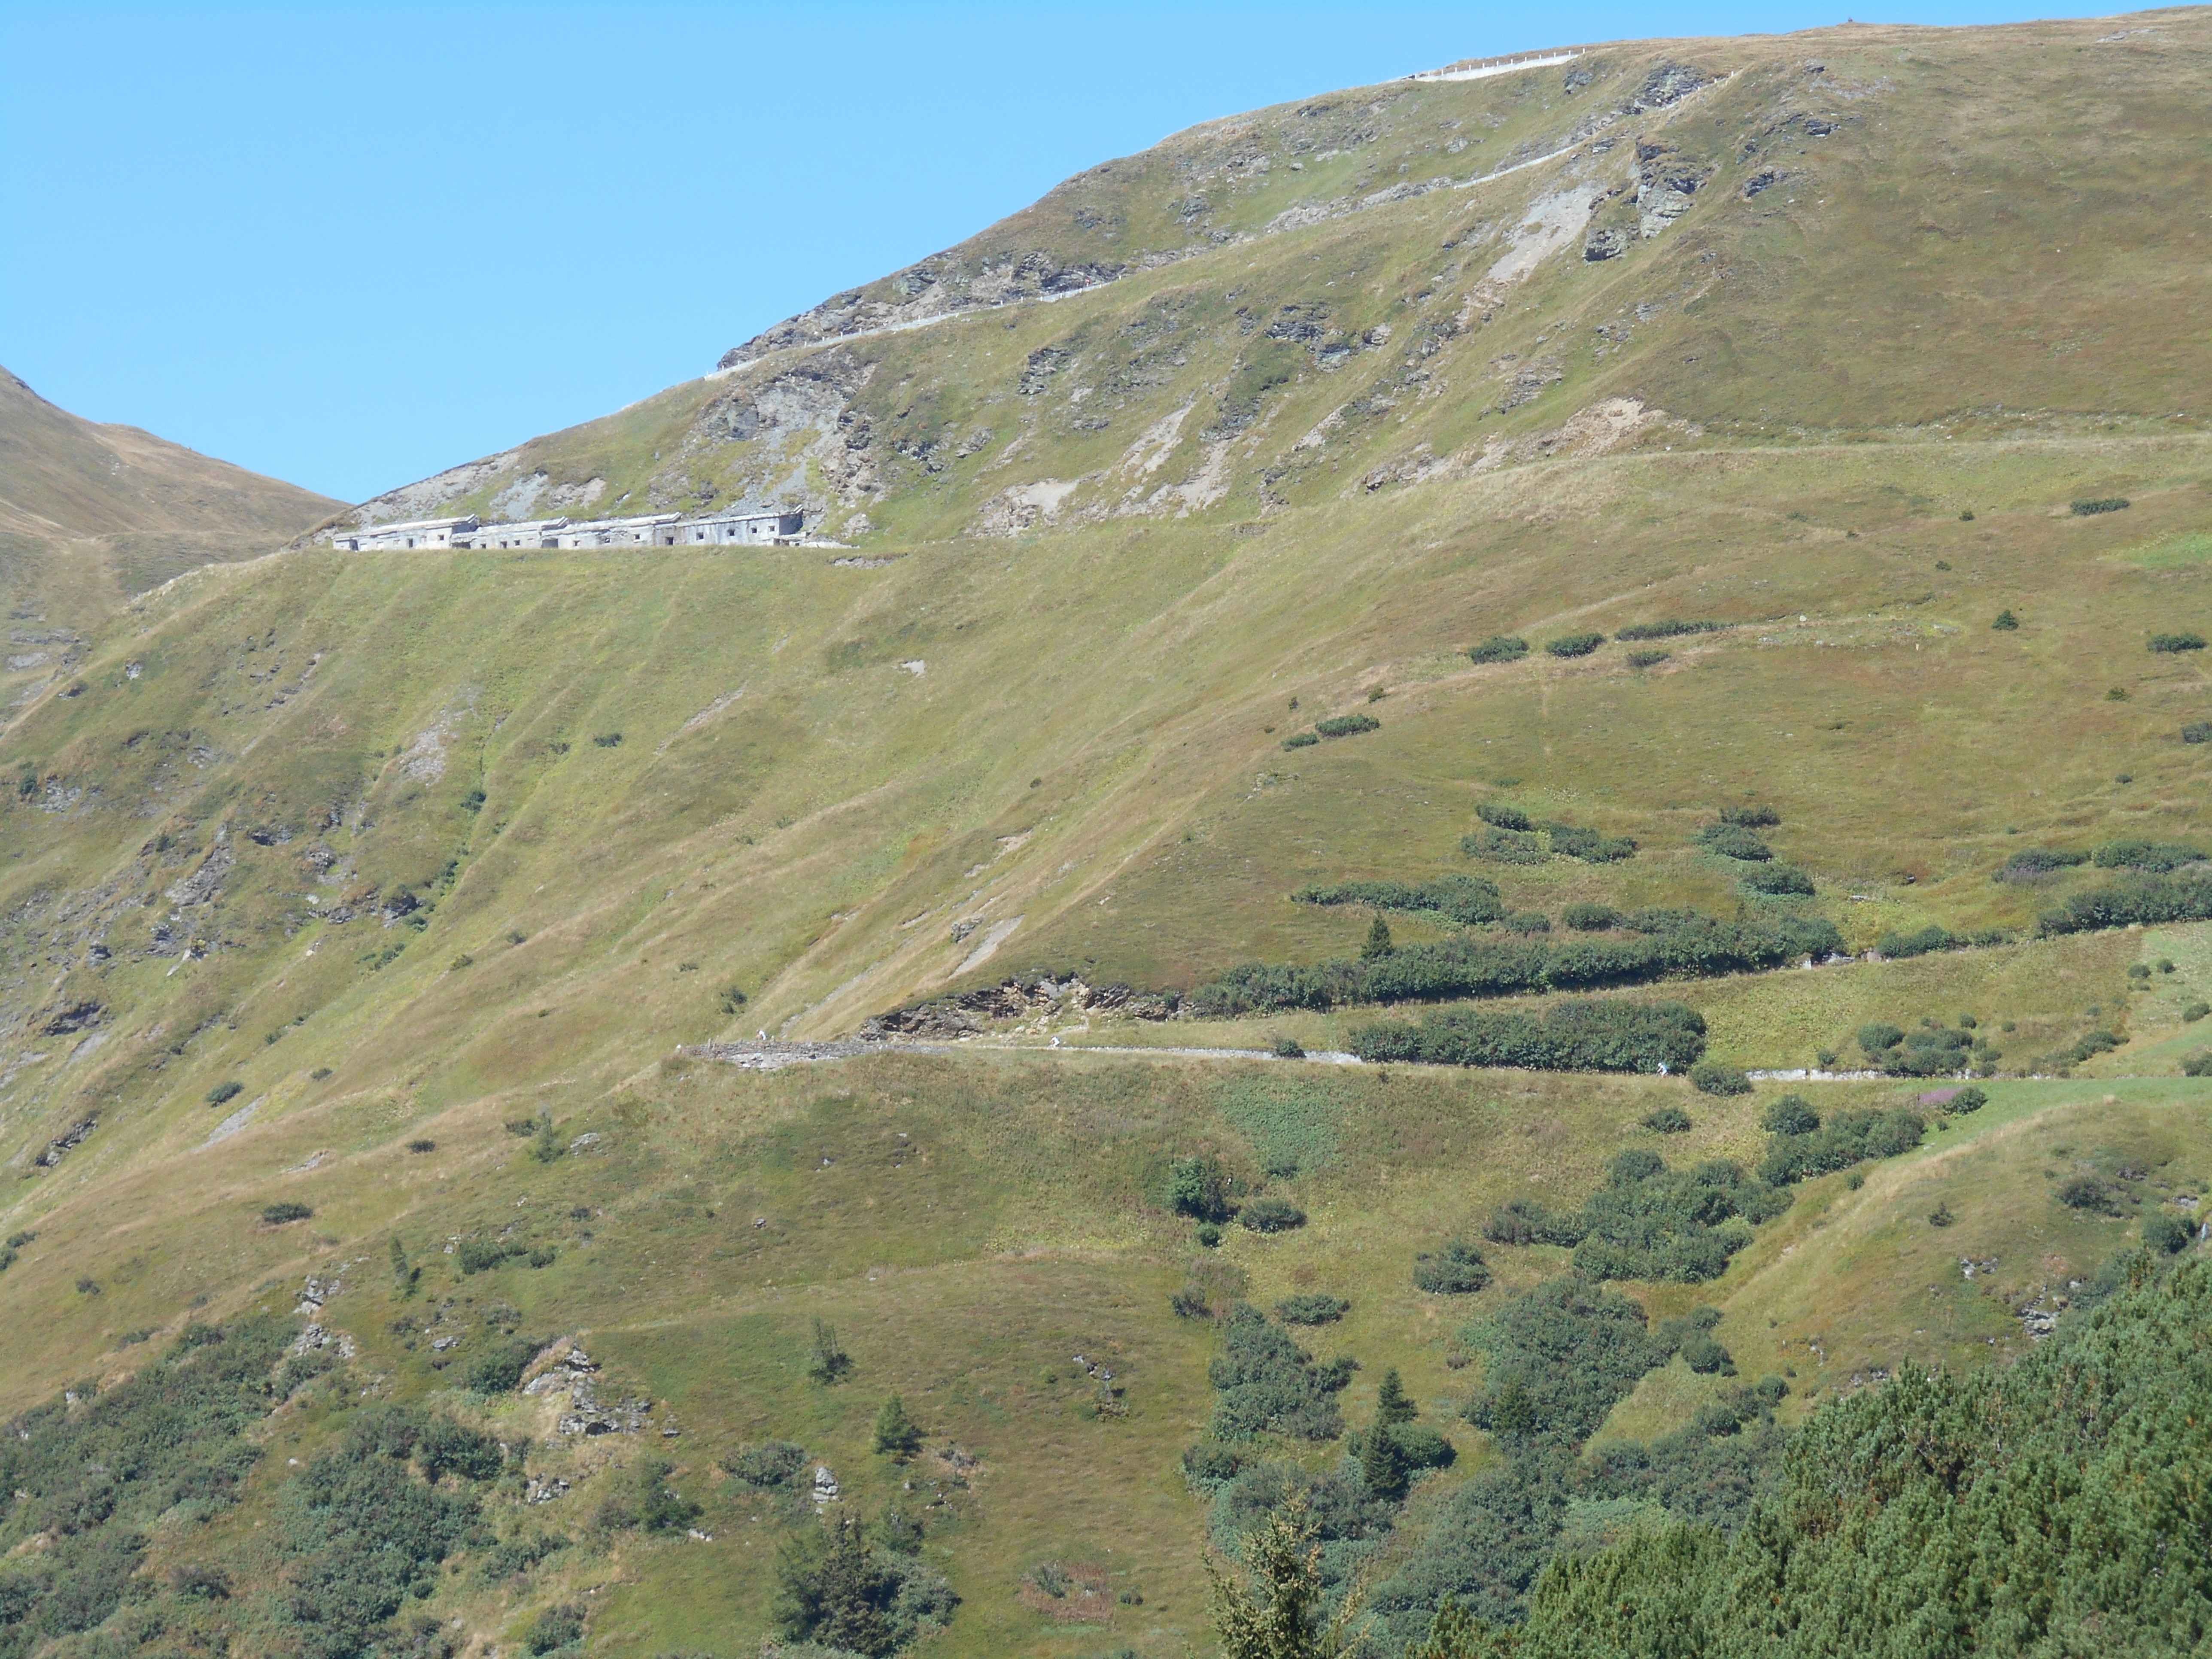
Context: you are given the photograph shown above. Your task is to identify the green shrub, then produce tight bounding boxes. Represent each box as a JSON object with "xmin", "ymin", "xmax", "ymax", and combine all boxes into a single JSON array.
[
  {"xmin": 1463, "ymin": 825, "xmax": 1550, "ymax": 863},
  {"xmin": 1946, "ymin": 1085, "xmax": 1988, "ymax": 1114},
  {"xmin": 2057, "ymin": 1176, "xmax": 2119, "ymax": 1214},
  {"xmin": 1762, "ymin": 1094, "xmax": 1819, "ymax": 1134},
  {"xmin": 2183, "ymin": 1002, "xmax": 2209, "ymax": 1023},
  {"xmin": 1295, "ymin": 874, "xmax": 1503, "ymax": 925},
  {"xmin": 1545, "ymin": 822, "xmax": 1638, "ymax": 863},
  {"xmin": 1877, "ymin": 924, "xmax": 2011, "ymax": 958},
  {"xmin": 1271, "ymin": 1036, "xmax": 1307, "ymax": 1059},
  {"xmin": 1352, "ymin": 999, "xmax": 1707, "ymax": 1074},
  {"xmin": 1485, "ymin": 1197, "xmax": 1587, "ymax": 1247},
  {"xmin": 591, "ymin": 731, "xmax": 624, "ymax": 747},
  {"xmin": 456, "ymin": 1239, "xmax": 523, "ymax": 1274},
  {"xmin": 1171, "ymin": 1155, "xmax": 1235, "ymax": 1223},
  {"xmin": 1469, "ymin": 635, "xmax": 1530, "ymax": 664},
  {"xmin": 1501, "ymin": 911, "xmax": 1552, "ymax": 934},
  {"xmin": 1680, "ymin": 1332, "xmax": 1735, "ymax": 1374},
  {"xmin": 1760, "ymin": 1108, "xmax": 1925, "ymax": 1184},
  {"xmin": 526, "ymin": 1604, "xmax": 585, "ymax": 1654},
  {"xmin": 1859, "ymin": 1023, "xmax": 1905, "ymax": 1056},
  {"xmin": 2184, "ymin": 722, "xmax": 2212, "ymax": 744},
  {"xmin": 2148, "ymin": 632, "xmax": 2206, "ymax": 653},
  {"xmin": 1562, "ymin": 902, "xmax": 1621, "ymax": 931},
  {"xmin": 1616, "ymin": 620, "xmax": 1724, "ymax": 641},
  {"xmin": 1626, "ymin": 649, "xmax": 1671, "ymax": 668},
  {"xmin": 1477, "ymin": 801, "xmax": 1532, "ymax": 832},
  {"xmin": 205, "ymin": 1081, "xmax": 243, "ymax": 1106},
  {"xmin": 1720, "ymin": 805, "xmax": 1782, "ymax": 827},
  {"xmin": 1742, "ymin": 864, "xmax": 1816, "ymax": 897},
  {"xmin": 2143, "ymin": 1211, "xmax": 2194, "ymax": 1255},
  {"xmin": 1240, "ymin": 1197, "xmax": 1307, "ymax": 1234},
  {"xmin": 1546, "ymin": 633, "xmax": 1605, "ymax": 658},
  {"xmin": 259, "ymin": 1201, "xmax": 313, "ymax": 1225},
  {"xmin": 417, "ymin": 1417, "xmax": 504, "ymax": 1483},
  {"xmin": 1992, "ymin": 609, "xmax": 2019, "ymax": 630},
  {"xmin": 406, "ymin": 1138, "xmax": 435, "ymax": 1153},
  {"xmin": 2092, "ymin": 839, "xmax": 2208, "ymax": 872},
  {"xmin": 1197, "ymin": 1222, "xmax": 1224, "ymax": 1247},
  {"xmin": 1282, "ymin": 730, "xmax": 1319, "ymax": 749},
  {"xmin": 1642, "ymin": 1106, "xmax": 1692, "ymax": 1133},
  {"xmin": 1314, "ymin": 713, "xmax": 1380, "ymax": 738},
  {"xmin": 1994, "ymin": 848, "xmax": 2087, "ymax": 882},
  {"xmin": 1275, "ymin": 1293, "xmax": 1350, "ymax": 1325},
  {"xmin": 1182, "ymin": 1441, "xmax": 1244, "ymax": 1489},
  {"xmin": 2071, "ymin": 497, "xmax": 2130, "ymax": 514},
  {"xmin": 2181, "ymin": 1051, "xmax": 2212, "ymax": 1077},
  {"xmin": 1689, "ymin": 1062, "xmax": 1751, "ymax": 1096},
  {"xmin": 1698, "ymin": 823, "xmax": 1773, "ymax": 861},
  {"xmin": 1209, "ymin": 1303, "xmax": 1352, "ymax": 1441},
  {"xmin": 465, "ymin": 1337, "xmax": 540, "ymax": 1394},
  {"xmin": 1462, "ymin": 1277, "xmax": 1668, "ymax": 1449},
  {"xmin": 2069, "ymin": 1029, "xmax": 2123, "ymax": 1063},
  {"xmin": 1412, "ymin": 1239, "xmax": 1491, "ymax": 1294}
]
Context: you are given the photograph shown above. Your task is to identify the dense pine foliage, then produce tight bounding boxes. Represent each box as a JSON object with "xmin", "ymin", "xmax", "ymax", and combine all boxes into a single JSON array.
[{"xmin": 1426, "ymin": 1252, "xmax": 2212, "ymax": 1658}]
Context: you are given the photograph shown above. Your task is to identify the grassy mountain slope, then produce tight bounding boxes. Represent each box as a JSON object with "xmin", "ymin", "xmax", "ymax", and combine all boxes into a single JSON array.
[
  {"xmin": 3, "ymin": 12, "xmax": 2212, "ymax": 1659},
  {"xmin": 0, "ymin": 366, "xmax": 343, "ymax": 729},
  {"xmin": 0, "ymin": 368, "xmax": 337, "ymax": 544}
]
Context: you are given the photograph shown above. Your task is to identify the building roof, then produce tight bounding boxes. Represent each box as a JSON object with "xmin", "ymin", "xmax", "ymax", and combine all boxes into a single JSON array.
[{"xmin": 349, "ymin": 515, "xmax": 478, "ymax": 534}]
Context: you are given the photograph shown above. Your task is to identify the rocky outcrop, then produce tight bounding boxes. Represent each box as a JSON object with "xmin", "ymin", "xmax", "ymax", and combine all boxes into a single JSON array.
[
  {"xmin": 862, "ymin": 975, "xmax": 1177, "ymax": 1039},
  {"xmin": 524, "ymin": 1343, "xmax": 650, "ymax": 1436}
]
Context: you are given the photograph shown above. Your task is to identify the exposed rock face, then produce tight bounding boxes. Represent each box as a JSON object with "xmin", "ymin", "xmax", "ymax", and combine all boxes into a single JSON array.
[
  {"xmin": 862, "ymin": 975, "xmax": 1176, "ymax": 1039},
  {"xmin": 36, "ymin": 1117, "xmax": 96, "ymax": 1167},
  {"xmin": 717, "ymin": 257, "xmax": 1130, "ymax": 372},
  {"xmin": 291, "ymin": 1323, "xmax": 358, "ymax": 1360},
  {"xmin": 524, "ymin": 1344, "xmax": 650, "ymax": 1436}
]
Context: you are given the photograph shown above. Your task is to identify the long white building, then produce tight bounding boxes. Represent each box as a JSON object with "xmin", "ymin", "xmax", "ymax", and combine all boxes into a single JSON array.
[
  {"xmin": 329, "ymin": 515, "xmax": 479, "ymax": 551},
  {"xmin": 328, "ymin": 507, "xmax": 804, "ymax": 552}
]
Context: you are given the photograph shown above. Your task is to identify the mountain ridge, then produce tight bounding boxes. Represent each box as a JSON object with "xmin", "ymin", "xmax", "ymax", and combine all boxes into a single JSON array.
[{"xmin": 1, "ymin": 15, "xmax": 2209, "ymax": 1659}]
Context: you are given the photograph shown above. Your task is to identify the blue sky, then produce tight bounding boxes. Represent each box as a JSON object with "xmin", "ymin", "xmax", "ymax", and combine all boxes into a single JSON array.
[{"xmin": 3, "ymin": 2, "xmax": 2118, "ymax": 503}]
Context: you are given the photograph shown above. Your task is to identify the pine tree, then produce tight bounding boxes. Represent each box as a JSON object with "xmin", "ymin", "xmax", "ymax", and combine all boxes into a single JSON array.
[
  {"xmin": 1376, "ymin": 1367, "xmax": 1417, "ymax": 1426},
  {"xmin": 1361, "ymin": 913, "xmax": 1395, "ymax": 959},
  {"xmin": 1209, "ymin": 1495, "xmax": 1356, "ymax": 1659},
  {"xmin": 388, "ymin": 1235, "xmax": 419, "ymax": 1298},
  {"xmin": 1360, "ymin": 1417, "xmax": 1410, "ymax": 1501},
  {"xmin": 807, "ymin": 1318, "xmax": 852, "ymax": 1384},
  {"xmin": 872, "ymin": 1392, "xmax": 922, "ymax": 1457}
]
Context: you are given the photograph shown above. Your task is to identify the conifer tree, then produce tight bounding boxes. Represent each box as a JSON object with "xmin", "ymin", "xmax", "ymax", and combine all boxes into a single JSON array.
[
  {"xmin": 1361, "ymin": 1415, "xmax": 1410, "ymax": 1500},
  {"xmin": 1376, "ymin": 1367, "xmax": 1417, "ymax": 1425},
  {"xmin": 872, "ymin": 1392, "xmax": 922, "ymax": 1457},
  {"xmin": 1362, "ymin": 913, "xmax": 1395, "ymax": 959}
]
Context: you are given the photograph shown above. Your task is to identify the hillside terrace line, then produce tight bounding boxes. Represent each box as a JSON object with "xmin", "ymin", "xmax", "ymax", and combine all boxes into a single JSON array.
[{"xmin": 326, "ymin": 507, "xmax": 803, "ymax": 552}]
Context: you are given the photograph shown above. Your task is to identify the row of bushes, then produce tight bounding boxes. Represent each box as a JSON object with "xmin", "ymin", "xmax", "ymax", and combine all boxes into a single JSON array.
[
  {"xmin": 1859, "ymin": 1018, "xmax": 1998, "ymax": 1076},
  {"xmin": 1759, "ymin": 1099, "xmax": 1926, "ymax": 1184},
  {"xmin": 1875, "ymin": 923, "xmax": 2011, "ymax": 959},
  {"xmin": 1291, "ymin": 874, "xmax": 1503, "ymax": 926},
  {"xmin": 1468, "ymin": 624, "xmax": 1723, "ymax": 667},
  {"xmin": 1349, "ymin": 999, "xmax": 1708, "ymax": 1074},
  {"xmin": 1282, "ymin": 712, "xmax": 1380, "ymax": 749},
  {"xmin": 1483, "ymin": 1149, "xmax": 1792, "ymax": 1283},
  {"xmin": 1616, "ymin": 619, "xmax": 1726, "ymax": 641},
  {"xmin": 1187, "ymin": 912, "xmax": 1844, "ymax": 1017},
  {"xmin": 2038, "ymin": 872, "xmax": 2212, "ymax": 936},
  {"xmin": 1998, "ymin": 840, "xmax": 2206, "ymax": 884},
  {"xmin": 1466, "ymin": 803, "xmax": 1638, "ymax": 863}
]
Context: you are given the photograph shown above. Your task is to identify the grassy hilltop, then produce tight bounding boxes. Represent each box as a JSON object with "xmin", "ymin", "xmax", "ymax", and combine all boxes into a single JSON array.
[{"xmin": 2, "ymin": 11, "xmax": 2212, "ymax": 1659}]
